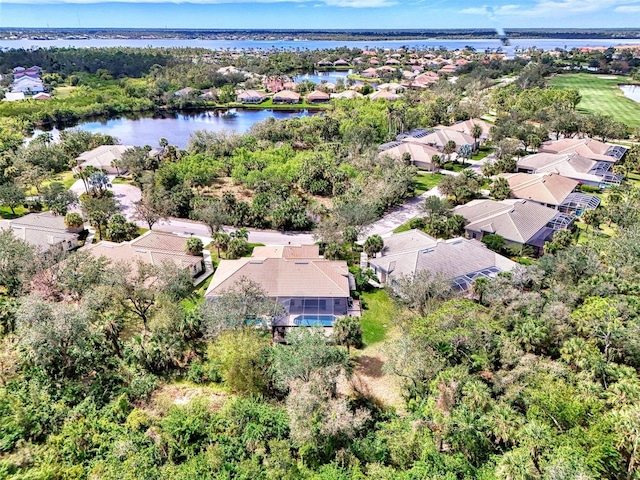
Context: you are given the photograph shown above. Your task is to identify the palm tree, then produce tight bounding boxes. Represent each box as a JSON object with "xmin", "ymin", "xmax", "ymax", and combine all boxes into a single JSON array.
[
  {"xmin": 471, "ymin": 123, "xmax": 483, "ymax": 150},
  {"xmin": 212, "ymin": 232, "xmax": 230, "ymax": 258},
  {"xmin": 443, "ymin": 140, "xmax": 457, "ymax": 165}
]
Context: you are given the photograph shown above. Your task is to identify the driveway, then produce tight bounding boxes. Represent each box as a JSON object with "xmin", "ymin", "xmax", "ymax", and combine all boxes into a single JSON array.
[{"xmin": 70, "ymin": 179, "xmax": 142, "ymax": 219}]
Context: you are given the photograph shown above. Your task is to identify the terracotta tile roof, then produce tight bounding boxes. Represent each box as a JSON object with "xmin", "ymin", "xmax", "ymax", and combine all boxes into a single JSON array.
[
  {"xmin": 539, "ymin": 138, "xmax": 626, "ymax": 162},
  {"xmin": 205, "ymin": 256, "xmax": 350, "ymax": 298},
  {"xmin": 76, "ymin": 145, "xmax": 134, "ymax": 170}
]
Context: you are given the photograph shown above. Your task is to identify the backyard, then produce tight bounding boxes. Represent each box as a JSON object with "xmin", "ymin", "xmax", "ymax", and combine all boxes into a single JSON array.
[{"xmin": 549, "ymin": 73, "xmax": 640, "ymax": 128}]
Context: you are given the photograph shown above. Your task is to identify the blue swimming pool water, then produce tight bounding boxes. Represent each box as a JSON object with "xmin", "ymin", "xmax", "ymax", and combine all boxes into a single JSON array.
[{"xmin": 293, "ymin": 315, "xmax": 336, "ymax": 327}]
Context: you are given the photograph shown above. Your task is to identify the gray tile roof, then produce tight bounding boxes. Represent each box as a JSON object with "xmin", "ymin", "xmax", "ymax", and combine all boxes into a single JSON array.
[
  {"xmin": 455, "ymin": 199, "xmax": 558, "ymax": 244},
  {"xmin": 369, "ymin": 230, "xmax": 515, "ymax": 281}
]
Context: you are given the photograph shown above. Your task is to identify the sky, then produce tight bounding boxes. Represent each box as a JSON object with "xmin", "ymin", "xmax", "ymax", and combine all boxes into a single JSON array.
[{"xmin": 1, "ymin": 0, "xmax": 640, "ymax": 29}]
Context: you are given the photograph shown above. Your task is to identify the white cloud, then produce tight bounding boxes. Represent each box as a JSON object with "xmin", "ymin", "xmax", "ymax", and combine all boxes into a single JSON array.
[
  {"xmin": 461, "ymin": 0, "xmax": 640, "ymax": 17},
  {"xmin": 0, "ymin": 0, "xmax": 395, "ymax": 5}
]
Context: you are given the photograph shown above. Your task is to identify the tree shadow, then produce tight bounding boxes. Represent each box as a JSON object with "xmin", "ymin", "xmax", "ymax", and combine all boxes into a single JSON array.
[{"xmin": 355, "ymin": 355, "xmax": 385, "ymax": 378}]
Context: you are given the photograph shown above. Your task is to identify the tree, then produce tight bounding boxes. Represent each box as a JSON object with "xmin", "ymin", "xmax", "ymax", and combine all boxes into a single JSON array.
[
  {"xmin": 226, "ymin": 237, "xmax": 250, "ymax": 259},
  {"xmin": 109, "ymin": 261, "xmax": 193, "ymax": 333},
  {"xmin": 490, "ymin": 177, "xmax": 511, "ymax": 200},
  {"xmin": 270, "ymin": 328, "xmax": 350, "ymax": 392},
  {"xmin": 0, "ymin": 182, "xmax": 25, "ymax": 215},
  {"xmin": 80, "ymin": 194, "xmax": 119, "ymax": 239},
  {"xmin": 388, "ymin": 270, "xmax": 452, "ymax": 316},
  {"xmin": 41, "ymin": 182, "xmax": 77, "ymax": 216},
  {"xmin": 105, "ymin": 213, "xmax": 138, "ymax": 242},
  {"xmin": 332, "ymin": 316, "xmax": 363, "ymax": 352},
  {"xmin": 200, "ymin": 277, "xmax": 283, "ymax": 338},
  {"xmin": 481, "ymin": 234, "xmax": 507, "ymax": 254},
  {"xmin": 87, "ymin": 170, "xmax": 111, "ymax": 197},
  {"xmin": 15, "ymin": 297, "xmax": 93, "ymax": 380},
  {"xmin": 185, "ymin": 237, "xmax": 203, "ymax": 256},
  {"xmin": 458, "ymin": 144, "xmax": 473, "ymax": 166},
  {"xmin": 364, "ymin": 234, "xmax": 384, "ymax": 257},
  {"xmin": 443, "ymin": 140, "xmax": 457, "ymax": 164},
  {"xmin": 471, "ymin": 123, "xmax": 483, "ymax": 148},
  {"xmin": 193, "ymin": 200, "xmax": 229, "ymax": 235},
  {"xmin": 64, "ymin": 212, "xmax": 84, "ymax": 230},
  {"xmin": 211, "ymin": 232, "xmax": 230, "ymax": 257},
  {"xmin": 438, "ymin": 172, "xmax": 480, "ymax": 204},
  {"xmin": 342, "ymin": 225, "xmax": 359, "ymax": 245},
  {"xmin": 132, "ymin": 196, "xmax": 161, "ymax": 230},
  {"xmin": 0, "ymin": 230, "xmax": 35, "ymax": 296}
]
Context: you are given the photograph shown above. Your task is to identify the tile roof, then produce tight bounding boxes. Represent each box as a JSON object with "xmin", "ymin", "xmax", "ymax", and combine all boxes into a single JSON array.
[
  {"xmin": 403, "ymin": 128, "xmax": 475, "ymax": 149},
  {"xmin": 369, "ymin": 231, "xmax": 515, "ymax": 280},
  {"xmin": 379, "ymin": 142, "xmax": 441, "ymax": 167},
  {"xmin": 454, "ymin": 199, "xmax": 558, "ymax": 244},
  {"xmin": 539, "ymin": 138, "xmax": 626, "ymax": 162},
  {"xmin": 517, "ymin": 152, "xmax": 605, "ymax": 184},
  {"xmin": 76, "ymin": 145, "xmax": 134, "ymax": 170},
  {"xmin": 500, "ymin": 172, "xmax": 579, "ymax": 206},
  {"xmin": 205, "ymin": 256, "xmax": 351, "ymax": 298},
  {"xmin": 10, "ymin": 211, "xmax": 68, "ymax": 232}
]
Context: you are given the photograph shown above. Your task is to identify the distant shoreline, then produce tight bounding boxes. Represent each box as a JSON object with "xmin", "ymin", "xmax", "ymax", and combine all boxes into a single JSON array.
[{"xmin": 1, "ymin": 28, "xmax": 640, "ymax": 42}]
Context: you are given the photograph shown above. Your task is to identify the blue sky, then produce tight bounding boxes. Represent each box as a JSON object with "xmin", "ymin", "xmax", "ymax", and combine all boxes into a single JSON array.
[{"xmin": 1, "ymin": 0, "xmax": 640, "ymax": 29}]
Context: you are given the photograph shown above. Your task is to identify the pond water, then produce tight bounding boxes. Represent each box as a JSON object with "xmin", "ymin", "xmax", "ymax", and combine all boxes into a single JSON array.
[
  {"xmin": 293, "ymin": 70, "xmax": 351, "ymax": 84},
  {"xmin": 620, "ymin": 84, "xmax": 640, "ymax": 103},
  {"xmin": 31, "ymin": 108, "xmax": 316, "ymax": 149}
]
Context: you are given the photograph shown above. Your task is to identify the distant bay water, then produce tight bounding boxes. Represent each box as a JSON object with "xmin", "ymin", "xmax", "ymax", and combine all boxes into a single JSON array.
[{"xmin": 3, "ymin": 38, "xmax": 640, "ymax": 51}]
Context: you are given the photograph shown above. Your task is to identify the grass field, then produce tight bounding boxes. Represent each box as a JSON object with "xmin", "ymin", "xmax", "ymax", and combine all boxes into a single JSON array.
[
  {"xmin": 359, "ymin": 289, "xmax": 394, "ymax": 346},
  {"xmin": 549, "ymin": 74, "xmax": 640, "ymax": 128},
  {"xmin": 414, "ymin": 172, "xmax": 443, "ymax": 194}
]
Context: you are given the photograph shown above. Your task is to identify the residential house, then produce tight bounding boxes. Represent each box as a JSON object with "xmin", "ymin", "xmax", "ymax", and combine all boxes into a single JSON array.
[
  {"xmin": 517, "ymin": 152, "xmax": 623, "ymax": 187},
  {"xmin": 377, "ymin": 82, "xmax": 404, "ymax": 93},
  {"xmin": 317, "ymin": 58, "xmax": 333, "ymax": 67},
  {"xmin": 0, "ymin": 212, "xmax": 81, "ymax": 253},
  {"xmin": 368, "ymin": 229, "xmax": 516, "ymax": 292},
  {"xmin": 205, "ymin": 245, "xmax": 356, "ymax": 337},
  {"xmin": 500, "ymin": 172, "xmax": 600, "ymax": 215},
  {"xmin": 272, "ymin": 90, "xmax": 300, "ymax": 104},
  {"xmin": 369, "ymin": 58, "xmax": 380, "ymax": 65},
  {"xmin": 438, "ymin": 64, "xmax": 459, "ymax": 75},
  {"xmin": 454, "ymin": 199, "xmax": 574, "ymax": 255},
  {"xmin": 174, "ymin": 87, "xmax": 195, "ymax": 97},
  {"xmin": 32, "ymin": 92, "xmax": 51, "ymax": 100},
  {"xmin": 400, "ymin": 128, "xmax": 478, "ymax": 152},
  {"xmin": 74, "ymin": 145, "xmax": 135, "ymax": 175},
  {"xmin": 333, "ymin": 58, "xmax": 350, "ymax": 67},
  {"xmin": 11, "ymin": 76, "xmax": 44, "ymax": 93},
  {"xmin": 236, "ymin": 89, "xmax": 267, "ymax": 104},
  {"xmin": 306, "ymin": 90, "xmax": 331, "ymax": 103},
  {"xmin": 436, "ymin": 119, "xmax": 492, "ymax": 143},
  {"xmin": 378, "ymin": 141, "xmax": 441, "ymax": 170},
  {"xmin": 539, "ymin": 137, "xmax": 627, "ymax": 163},
  {"xmin": 85, "ymin": 231, "xmax": 208, "ymax": 281},
  {"xmin": 361, "ymin": 68, "xmax": 380, "ymax": 78},
  {"xmin": 3, "ymin": 92, "xmax": 25, "ymax": 102},
  {"xmin": 369, "ymin": 90, "xmax": 398, "ymax": 101},
  {"xmin": 331, "ymin": 90, "xmax": 363, "ymax": 100}
]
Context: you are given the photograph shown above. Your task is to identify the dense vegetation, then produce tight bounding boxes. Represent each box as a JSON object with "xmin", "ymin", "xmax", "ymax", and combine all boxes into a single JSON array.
[{"xmin": 2, "ymin": 43, "xmax": 640, "ymax": 479}]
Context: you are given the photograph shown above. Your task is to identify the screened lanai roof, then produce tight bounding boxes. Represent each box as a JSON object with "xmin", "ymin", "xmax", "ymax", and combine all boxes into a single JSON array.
[
  {"xmin": 605, "ymin": 145, "xmax": 627, "ymax": 161},
  {"xmin": 558, "ymin": 193, "xmax": 600, "ymax": 215},
  {"xmin": 452, "ymin": 266, "xmax": 502, "ymax": 292},
  {"xmin": 547, "ymin": 212, "xmax": 576, "ymax": 230}
]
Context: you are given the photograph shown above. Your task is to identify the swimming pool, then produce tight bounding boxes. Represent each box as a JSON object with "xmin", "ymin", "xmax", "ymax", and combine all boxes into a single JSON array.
[{"xmin": 293, "ymin": 315, "xmax": 336, "ymax": 327}]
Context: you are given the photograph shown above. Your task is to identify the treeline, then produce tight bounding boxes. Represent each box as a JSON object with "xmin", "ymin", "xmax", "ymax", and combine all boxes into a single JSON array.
[{"xmin": 0, "ymin": 47, "xmax": 171, "ymax": 77}]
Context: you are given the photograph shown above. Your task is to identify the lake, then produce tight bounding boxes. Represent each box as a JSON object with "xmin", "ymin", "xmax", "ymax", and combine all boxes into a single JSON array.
[
  {"xmin": 294, "ymin": 70, "xmax": 351, "ymax": 84},
  {"xmin": 4, "ymin": 38, "xmax": 640, "ymax": 52},
  {"xmin": 31, "ymin": 108, "xmax": 316, "ymax": 149},
  {"xmin": 620, "ymin": 84, "xmax": 640, "ymax": 103}
]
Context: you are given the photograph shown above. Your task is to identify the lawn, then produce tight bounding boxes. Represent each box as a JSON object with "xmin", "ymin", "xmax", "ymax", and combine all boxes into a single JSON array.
[
  {"xmin": 52, "ymin": 86, "xmax": 77, "ymax": 99},
  {"xmin": 359, "ymin": 289, "xmax": 394, "ymax": 346},
  {"xmin": 549, "ymin": 73, "xmax": 640, "ymax": 128},
  {"xmin": 0, "ymin": 205, "xmax": 28, "ymax": 219},
  {"xmin": 414, "ymin": 172, "xmax": 443, "ymax": 194}
]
